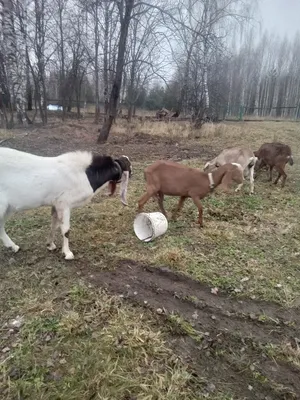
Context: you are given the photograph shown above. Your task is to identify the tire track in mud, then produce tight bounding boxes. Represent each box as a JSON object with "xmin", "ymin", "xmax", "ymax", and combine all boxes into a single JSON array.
[{"xmin": 83, "ymin": 260, "xmax": 300, "ymax": 399}]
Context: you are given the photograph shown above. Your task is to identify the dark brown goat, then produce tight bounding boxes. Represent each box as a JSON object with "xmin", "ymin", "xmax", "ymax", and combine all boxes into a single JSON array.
[
  {"xmin": 254, "ymin": 142, "xmax": 293, "ymax": 187},
  {"xmin": 137, "ymin": 160, "xmax": 244, "ymax": 226}
]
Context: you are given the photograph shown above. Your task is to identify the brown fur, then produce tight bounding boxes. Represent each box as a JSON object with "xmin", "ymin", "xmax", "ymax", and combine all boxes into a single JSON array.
[
  {"xmin": 254, "ymin": 142, "xmax": 293, "ymax": 187},
  {"xmin": 137, "ymin": 160, "xmax": 243, "ymax": 226}
]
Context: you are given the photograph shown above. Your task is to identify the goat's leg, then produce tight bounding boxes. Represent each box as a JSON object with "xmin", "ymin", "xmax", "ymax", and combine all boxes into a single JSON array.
[
  {"xmin": 47, "ymin": 206, "xmax": 60, "ymax": 251},
  {"xmin": 157, "ymin": 192, "xmax": 167, "ymax": 217},
  {"xmin": 274, "ymin": 165, "xmax": 287, "ymax": 187},
  {"xmin": 137, "ymin": 189, "xmax": 156, "ymax": 213},
  {"xmin": 0, "ymin": 203, "xmax": 19, "ymax": 253},
  {"xmin": 248, "ymin": 165, "xmax": 255, "ymax": 194},
  {"xmin": 172, "ymin": 196, "xmax": 187, "ymax": 220},
  {"xmin": 57, "ymin": 207, "xmax": 74, "ymax": 260},
  {"xmin": 234, "ymin": 172, "xmax": 244, "ymax": 193},
  {"xmin": 191, "ymin": 196, "xmax": 203, "ymax": 227},
  {"xmin": 0, "ymin": 219, "xmax": 20, "ymax": 253},
  {"xmin": 268, "ymin": 166, "xmax": 273, "ymax": 182},
  {"xmin": 235, "ymin": 182, "xmax": 244, "ymax": 192}
]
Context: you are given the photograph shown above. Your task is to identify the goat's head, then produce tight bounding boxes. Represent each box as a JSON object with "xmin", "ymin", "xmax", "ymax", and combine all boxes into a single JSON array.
[
  {"xmin": 117, "ymin": 155, "xmax": 132, "ymax": 178},
  {"xmin": 252, "ymin": 153, "xmax": 264, "ymax": 172},
  {"xmin": 109, "ymin": 155, "xmax": 132, "ymax": 206},
  {"xmin": 217, "ymin": 163, "xmax": 244, "ymax": 192}
]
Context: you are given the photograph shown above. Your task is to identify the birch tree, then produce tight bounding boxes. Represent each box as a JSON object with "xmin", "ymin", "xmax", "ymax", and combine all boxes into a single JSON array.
[{"xmin": 2, "ymin": 0, "xmax": 28, "ymax": 126}]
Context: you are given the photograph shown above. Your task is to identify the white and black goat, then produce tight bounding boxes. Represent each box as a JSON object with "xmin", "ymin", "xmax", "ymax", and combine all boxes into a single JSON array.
[{"xmin": 0, "ymin": 148, "xmax": 132, "ymax": 260}]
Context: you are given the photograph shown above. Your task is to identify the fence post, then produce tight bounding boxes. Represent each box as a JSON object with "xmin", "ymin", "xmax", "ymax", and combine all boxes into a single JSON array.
[
  {"xmin": 239, "ymin": 105, "xmax": 244, "ymax": 121},
  {"xmin": 295, "ymin": 104, "xmax": 300, "ymax": 120}
]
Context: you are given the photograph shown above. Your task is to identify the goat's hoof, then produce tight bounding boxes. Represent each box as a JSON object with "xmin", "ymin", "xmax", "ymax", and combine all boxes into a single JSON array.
[
  {"xmin": 11, "ymin": 245, "xmax": 20, "ymax": 253},
  {"xmin": 47, "ymin": 243, "xmax": 57, "ymax": 251},
  {"xmin": 64, "ymin": 251, "xmax": 74, "ymax": 260}
]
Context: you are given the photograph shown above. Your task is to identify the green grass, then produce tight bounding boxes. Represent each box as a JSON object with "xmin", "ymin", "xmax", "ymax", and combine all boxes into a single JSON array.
[
  {"xmin": 84, "ymin": 155, "xmax": 300, "ymax": 305},
  {"xmin": 1, "ymin": 120, "xmax": 300, "ymax": 399},
  {"xmin": 0, "ymin": 275, "xmax": 197, "ymax": 399}
]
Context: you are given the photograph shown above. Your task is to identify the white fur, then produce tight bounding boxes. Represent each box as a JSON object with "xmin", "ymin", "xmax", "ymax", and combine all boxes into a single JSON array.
[
  {"xmin": 0, "ymin": 148, "xmax": 108, "ymax": 260},
  {"xmin": 231, "ymin": 162, "xmax": 245, "ymax": 192},
  {"xmin": 208, "ymin": 172, "xmax": 214, "ymax": 188}
]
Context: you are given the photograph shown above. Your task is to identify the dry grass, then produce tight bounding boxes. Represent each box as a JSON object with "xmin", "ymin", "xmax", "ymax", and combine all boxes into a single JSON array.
[
  {"xmin": 1, "ymin": 120, "xmax": 300, "ymax": 399},
  {"xmin": 197, "ymin": 120, "xmax": 300, "ymax": 150},
  {"xmin": 110, "ymin": 118, "xmax": 300, "ymax": 150},
  {"xmin": 0, "ymin": 129, "xmax": 15, "ymax": 141},
  {"xmin": 0, "ymin": 281, "xmax": 196, "ymax": 400},
  {"xmin": 110, "ymin": 118, "xmax": 192, "ymax": 138}
]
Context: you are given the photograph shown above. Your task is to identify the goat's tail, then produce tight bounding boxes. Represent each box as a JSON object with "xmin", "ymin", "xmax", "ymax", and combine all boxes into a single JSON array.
[{"xmin": 288, "ymin": 155, "xmax": 294, "ymax": 166}]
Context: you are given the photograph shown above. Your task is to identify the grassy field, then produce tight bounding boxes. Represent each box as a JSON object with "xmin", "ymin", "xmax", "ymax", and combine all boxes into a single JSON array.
[{"xmin": 1, "ymin": 119, "xmax": 300, "ymax": 399}]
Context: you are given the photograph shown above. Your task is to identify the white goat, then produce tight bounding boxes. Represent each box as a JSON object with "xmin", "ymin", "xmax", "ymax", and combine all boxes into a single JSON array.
[
  {"xmin": 204, "ymin": 147, "xmax": 257, "ymax": 194},
  {"xmin": 0, "ymin": 148, "xmax": 132, "ymax": 260}
]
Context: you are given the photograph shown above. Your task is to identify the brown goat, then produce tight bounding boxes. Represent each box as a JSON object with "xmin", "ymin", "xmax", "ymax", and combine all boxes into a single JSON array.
[
  {"xmin": 254, "ymin": 142, "xmax": 293, "ymax": 187},
  {"xmin": 137, "ymin": 160, "xmax": 244, "ymax": 226}
]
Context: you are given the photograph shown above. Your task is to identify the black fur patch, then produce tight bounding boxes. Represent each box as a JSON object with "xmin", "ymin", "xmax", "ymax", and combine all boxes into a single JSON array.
[
  {"xmin": 115, "ymin": 156, "xmax": 132, "ymax": 177},
  {"xmin": 85, "ymin": 155, "xmax": 122, "ymax": 192}
]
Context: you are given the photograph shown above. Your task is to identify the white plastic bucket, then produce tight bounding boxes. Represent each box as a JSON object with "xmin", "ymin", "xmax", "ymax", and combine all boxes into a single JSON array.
[{"xmin": 134, "ymin": 212, "xmax": 168, "ymax": 242}]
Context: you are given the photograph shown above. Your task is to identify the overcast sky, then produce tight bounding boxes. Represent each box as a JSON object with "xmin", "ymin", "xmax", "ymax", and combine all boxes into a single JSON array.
[{"xmin": 258, "ymin": 0, "xmax": 300, "ymax": 39}]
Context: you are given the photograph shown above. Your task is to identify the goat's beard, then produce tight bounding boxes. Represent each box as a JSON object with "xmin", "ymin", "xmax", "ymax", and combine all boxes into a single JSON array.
[{"xmin": 108, "ymin": 171, "xmax": 129, "ymax": 206}]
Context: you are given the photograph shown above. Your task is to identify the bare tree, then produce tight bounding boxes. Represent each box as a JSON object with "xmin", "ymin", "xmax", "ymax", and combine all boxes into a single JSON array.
[
  {"xmin": 1, "ymin": 0, "xmax": 28, "ymax": 127},
  {"xmin": 97, "ymin": 0, "xmax": 135, "ymax": 143},
  {"xmin": 125, "ymin": 5, "xmax": 166, "ymax": 121}
]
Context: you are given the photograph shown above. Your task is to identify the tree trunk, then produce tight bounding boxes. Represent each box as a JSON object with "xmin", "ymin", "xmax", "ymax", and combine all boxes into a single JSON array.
[
  {"xmin": 58, "ymin": 0, "xmax": 66, "ymax": 120},
  {"xmin": 98, "ymin": 0, "xmax": 134, "ymax": 143},
  {"xmin": 103, "ymin": 1, "xmax": 110, "ymax": 116},
  {"xmin": 128, "ymin": 104, "xmax": 133, "ymax": 122},
  {"xmin": 2, "ymin": 0, "xmax": 27, "ymax": 126},
  {"xmin": 94, "ymin": 0, "xmax": 100, "ymax": 123},
  {"xmin": 27, "ymin": 79, "xmax": 33, "ymax": 111}
]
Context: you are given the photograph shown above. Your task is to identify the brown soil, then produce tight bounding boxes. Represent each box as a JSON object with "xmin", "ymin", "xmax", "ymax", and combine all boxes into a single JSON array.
[{"xmin": 82, "ymin": 260, "xmax": 300, "ymax": 399}]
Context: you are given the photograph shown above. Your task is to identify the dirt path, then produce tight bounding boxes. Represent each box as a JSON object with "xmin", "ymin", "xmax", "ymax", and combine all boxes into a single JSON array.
[{"xmin": 82, "ymin": 260, "xmax": 300, "ymax": 399}]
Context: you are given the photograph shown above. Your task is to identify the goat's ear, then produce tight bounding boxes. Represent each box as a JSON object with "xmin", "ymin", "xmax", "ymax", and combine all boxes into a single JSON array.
[
  {"xmin": 203, "ymin": 162, "xmax": 210, "ymax": 171},
  {"xmin": 120, "ymin": 171, "xmax": 129, "ymax": 206}
]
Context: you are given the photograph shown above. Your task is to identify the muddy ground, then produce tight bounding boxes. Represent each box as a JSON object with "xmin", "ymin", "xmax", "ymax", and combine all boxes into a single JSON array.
[
  {"xmin": 1, "ymin": 119, "xmax": 300, "ymax": 399},
  {"xmin": 82, "ymin": 260, "xmax": 300, "ymax": 400}
]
